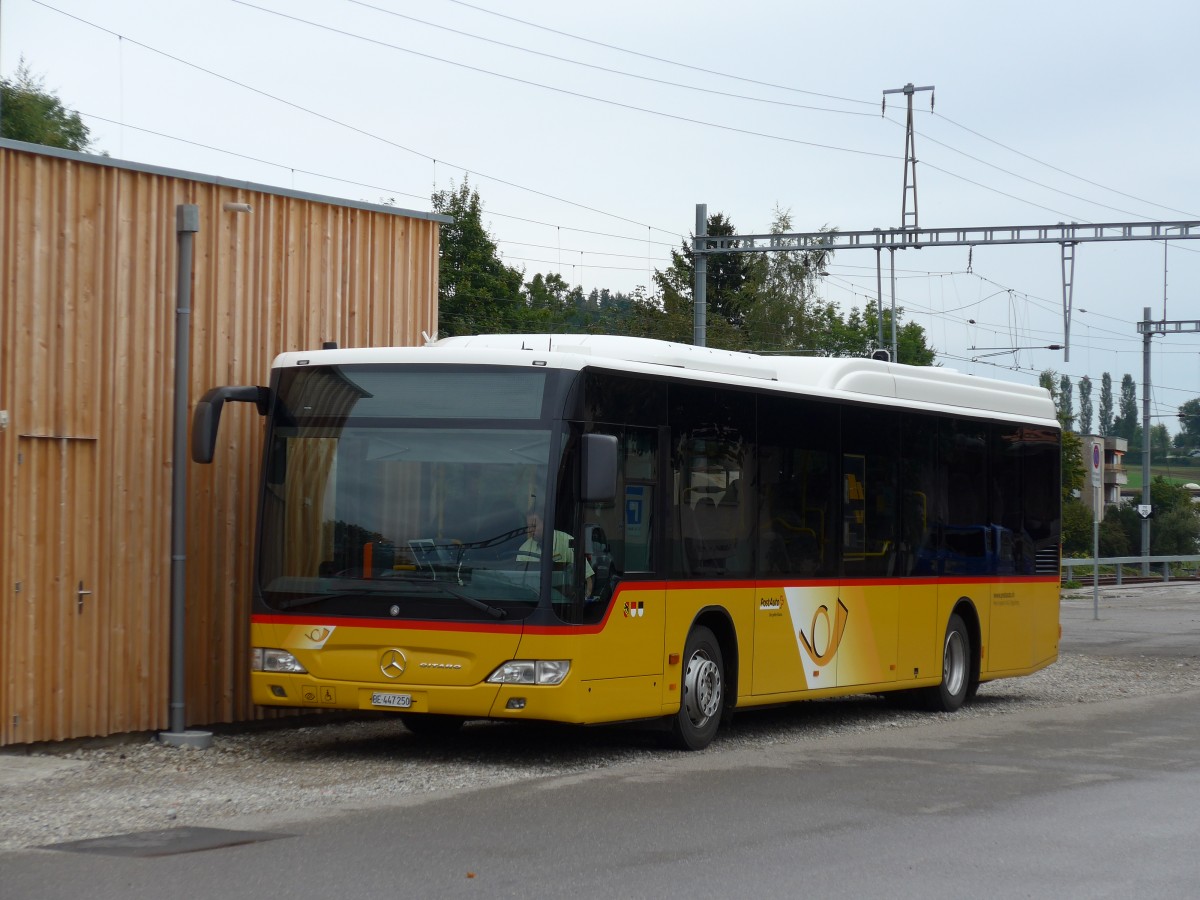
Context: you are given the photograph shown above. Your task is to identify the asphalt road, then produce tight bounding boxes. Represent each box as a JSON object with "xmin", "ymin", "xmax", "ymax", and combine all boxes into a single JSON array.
[{"xmin": 4, "ymin": 583, "xmax": 1200, "ymax": 900}]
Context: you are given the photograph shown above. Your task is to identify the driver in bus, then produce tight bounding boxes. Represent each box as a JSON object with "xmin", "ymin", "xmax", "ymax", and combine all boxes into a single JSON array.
[{"xmin": 518, "ymin": 511, "xmax": 594, "ymax": 598}]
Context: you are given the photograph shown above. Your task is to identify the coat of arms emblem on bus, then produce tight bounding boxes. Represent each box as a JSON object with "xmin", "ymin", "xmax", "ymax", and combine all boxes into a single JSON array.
[{"xmin": 623, "ymin": 600, "xmax": 645, "ymax": 618}]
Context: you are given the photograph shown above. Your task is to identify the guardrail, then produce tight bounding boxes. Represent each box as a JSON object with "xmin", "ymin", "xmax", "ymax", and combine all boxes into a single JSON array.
[{"xmin": 1061, "ymin": 555, "xmax": 1200, "ymax": 584}]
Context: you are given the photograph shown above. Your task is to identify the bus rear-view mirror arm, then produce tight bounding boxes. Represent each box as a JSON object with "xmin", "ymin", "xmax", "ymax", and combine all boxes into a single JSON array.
[{"xmin": 192, "ymin": 385, "xmax": 270, "ymax": 464}]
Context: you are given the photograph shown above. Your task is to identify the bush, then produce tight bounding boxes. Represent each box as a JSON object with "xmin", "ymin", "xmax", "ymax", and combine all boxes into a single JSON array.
[{"xmin": 1060, "ymin": 499, "xmax": 1094, "ymax": 556}]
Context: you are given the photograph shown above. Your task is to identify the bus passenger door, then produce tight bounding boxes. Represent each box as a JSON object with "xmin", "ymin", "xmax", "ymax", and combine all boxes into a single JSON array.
[
  {"xmin": 835, "ymin": 581, "xmax": 898, "ymax": 688},
  {"xmin": 571, "ymin": 426, "xmax": 664, "ymax": 682},
  {"xmin": 836, "ymin": 414, "xmax": 900, "ymax": 688}
]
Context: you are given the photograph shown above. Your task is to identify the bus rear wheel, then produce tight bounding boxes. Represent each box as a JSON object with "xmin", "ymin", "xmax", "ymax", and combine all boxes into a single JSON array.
[
  {"xmin": 923, "ymin": 613, "xmax": 971, "ymax": 712},
  {"xmin": 668, "ymin": 626, "xmax": 724, "ymax": 751}
]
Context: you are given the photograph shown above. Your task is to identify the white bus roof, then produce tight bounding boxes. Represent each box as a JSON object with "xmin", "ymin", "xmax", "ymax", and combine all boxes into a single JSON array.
[{"xmin": 273, "ymin": 333, "xmax": 1058, "ymax": 426}]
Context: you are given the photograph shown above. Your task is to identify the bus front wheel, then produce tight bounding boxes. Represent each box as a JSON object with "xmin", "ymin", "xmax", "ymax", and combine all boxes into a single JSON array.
[
  {"xmin": 668, "ymin": 626, "xmax": 725, "ymax": 751},
  {"xmin": 923, "ymin": 613, "xmax": 971, "ymax": 712}
]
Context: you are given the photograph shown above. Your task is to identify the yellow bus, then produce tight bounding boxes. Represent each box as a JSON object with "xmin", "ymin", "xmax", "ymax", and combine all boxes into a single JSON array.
[{"xmin": 193, "ymin": 334, "xmax": 1061, "ymax": 750}]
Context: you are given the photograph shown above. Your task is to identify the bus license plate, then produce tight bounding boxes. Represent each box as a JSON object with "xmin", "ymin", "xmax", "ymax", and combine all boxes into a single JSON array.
[{"xmin": 370, "ymin": 692, "xmax": 412, "ymax": 709}]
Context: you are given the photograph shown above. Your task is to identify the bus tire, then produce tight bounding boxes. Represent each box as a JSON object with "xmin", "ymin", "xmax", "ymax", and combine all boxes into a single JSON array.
[
  {"xmin": 668, "ymin": 626, "xmax": 725, "ymax": 751},
  {"xmin": 400, "ymin": 713, "xmax": 465, "ymax": 738},
  {"xmin": 923, "ymin": 613, "xmax": 971, "ymax": 712}
]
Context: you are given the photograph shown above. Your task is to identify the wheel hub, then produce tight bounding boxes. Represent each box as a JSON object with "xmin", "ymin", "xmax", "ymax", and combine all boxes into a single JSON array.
[{"xmin": 683, "ymin": 650, "xmax": 722, "ymax": 725}]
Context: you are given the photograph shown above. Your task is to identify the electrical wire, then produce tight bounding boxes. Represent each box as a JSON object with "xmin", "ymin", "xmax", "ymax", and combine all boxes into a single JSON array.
[
  {"xmin": 32, "ymin": 0, "xmax": 683, "ymax": 236},
  {"xmin": 79, "ymin": 112, "xmax": 683, "ymax": 262},
  {"xmin": 435, "ymin": 0, "xmax": 877, "ymax": 108},
  {"xmin": 229, "ymin": 1, "xmax": 899, "ymax": 164},
  {"xmin": 931, "ymin": 110, "xmax": 1200, "ymax": 221},
  {"xmin": 441, "ymin": 0, "xmax": 1199, "ymax": 226},
  {"xmin": 883, "ymin": 113, "xmax": 1187, "ymax": 222},
  {"xmin": 343, "ymin": 0, "xmax": 877, "ymax": 119}
]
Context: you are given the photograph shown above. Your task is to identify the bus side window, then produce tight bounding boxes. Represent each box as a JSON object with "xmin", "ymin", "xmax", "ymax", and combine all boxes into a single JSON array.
[
  {"xmin": 757, "ymin": 395, "xmax": 837, "ymax": 579},
  {"xmin": 667, "ymin": 384, "xmax": 754, "ymax": 579},
  {"xmin": 842, "ymin": 407, "xmax": 899, "ymax": 577},
  {"xmin": 578, "ymin": 426, "xmax": 659, "ymax": 616}
]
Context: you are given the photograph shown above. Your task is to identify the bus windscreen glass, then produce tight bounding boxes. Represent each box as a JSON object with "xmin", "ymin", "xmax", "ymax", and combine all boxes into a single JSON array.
[{"xmin": 257, "ymin": 366, "xmax": 561, "ymax": 621}]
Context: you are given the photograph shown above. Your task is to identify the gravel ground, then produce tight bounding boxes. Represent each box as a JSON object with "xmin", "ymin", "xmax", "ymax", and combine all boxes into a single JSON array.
[{"xmin": 4, "ymin": 617, "xmax": 1200, "ymax": 852}]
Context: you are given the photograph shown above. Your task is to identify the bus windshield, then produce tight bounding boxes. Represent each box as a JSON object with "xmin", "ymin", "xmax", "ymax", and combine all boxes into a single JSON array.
[{"xmin": 256, "ymin": 365, "xmax": 567, "ymax": 621}]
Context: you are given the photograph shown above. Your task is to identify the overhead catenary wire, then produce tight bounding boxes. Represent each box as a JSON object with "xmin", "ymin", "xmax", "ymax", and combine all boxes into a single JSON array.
[
  {"xmin": 436, "ymin": 0, "xmax": 878, "ymax": 108},
  {"xmin": 227, "ymin": 1, "xmax": 900, "ymax": 164},
  {"xmin": 78, "ymin": 112, "xmax": 682, "ymax": 266},
  {"xmin": 25, "ymin": 1, "xmax": 1198, "ymax": 403},
  {"xmin": 931, "ymin": 110, "xmax": 1200, "ymax": 221},
  {"xmin": 231, "ymin": 1, "xmax": 1188, "ymax": 227},
  {"xmin": 343, "ymin": 0, "xmax": 878, "ymax": 119},
  {"xmin": 37, "ymin": 0, "xmax": 1188, "ymax": 242},
  {"xmin": 31, "ymin": 0, "xmax": 683, "ymax": 237},
  {"xmin": 435, "ymin": 0, "xmax": 1194, "ymax": 224}
]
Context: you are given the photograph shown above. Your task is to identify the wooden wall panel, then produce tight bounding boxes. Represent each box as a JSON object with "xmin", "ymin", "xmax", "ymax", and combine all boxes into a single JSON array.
[{"xmin": 1, "ymin": 141, "xmax": 443, "ymax": 745}]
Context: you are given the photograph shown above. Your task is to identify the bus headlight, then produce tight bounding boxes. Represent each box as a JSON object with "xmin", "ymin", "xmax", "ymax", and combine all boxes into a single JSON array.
[
  {"xmin": 486, "ymin": 660, "xmax": 570, "ymax": 685},
  {"xmin": 252, "ymin": 647, "xmax": 308, "ymax": 674}
]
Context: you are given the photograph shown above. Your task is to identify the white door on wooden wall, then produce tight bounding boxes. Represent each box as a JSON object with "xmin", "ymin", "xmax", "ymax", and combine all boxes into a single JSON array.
[{"xmin": 8, "ymin": 436, "xmax": 106, "ymax": 744}]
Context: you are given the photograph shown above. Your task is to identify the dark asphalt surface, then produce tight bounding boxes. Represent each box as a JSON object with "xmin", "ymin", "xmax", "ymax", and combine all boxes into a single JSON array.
[{"xmin": 4, "ymin": 582, "xmax": 1200, "ymax": 899}]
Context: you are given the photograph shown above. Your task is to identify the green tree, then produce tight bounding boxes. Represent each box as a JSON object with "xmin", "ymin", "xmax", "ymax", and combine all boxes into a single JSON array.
[
  {"xmin": 1150, "ymin": 423, "xmax": 1171, "ymax": 462},
  {"xmin": 1113, "ymin": 373, "xmax": 1140, "ymax": 446},
  {"xmin": 1, "ymin": 59, "xmax": 93, "ymax": 151},
  {"xmin": 1078, "ymin": 375, "xmax": 1093, "ymax": 434},
  {"xmin": 857, "ymin": 305, "xmax": 936, "ymax": 365},
  {"xmin": 654, "ymin": 211, "xmax": 766, "ymax": 344},
  {"xmin": 1038, "ymin": 370, "xmax": 1059, "ymax": 407},
  {"xmin": 729, "ymin": 208, "xmax": 935, "ymax": 362},
  {"xmin": 1057, "ymin": 374, "xmax": 1075, "ymax": 430},
  {"xmin": 1105, "ymin": 477, "xmax": 1200, "ymax": 555},
  {"xmin": 1060, "ymin": 429, "xmax": 1086, "ymax": 502},
  {"xmin": 1177, "ymin": 398, "xmax": 1200, "ymax": 450},
  {"xmin": 1059, "ymin": 430, "xmax": 1090, "ymax": 556},
  {"xmin": 1098, "ymin": 372, "xmax": 1114, "ymax": 437},
  {"xmin": 1060, "ymin": 499, "xmax": 1093, "ymax": 557},
  {"xmin": 1098, "ymin": 506, "xmax": 1131, "ymax": 556},
  {"xmin": 431, "ymin": 179, "xmax": 525, "ymax": 336},
  {"xmin": 741, "ymin": 207, "xmax": 832, "ymax": 353}
]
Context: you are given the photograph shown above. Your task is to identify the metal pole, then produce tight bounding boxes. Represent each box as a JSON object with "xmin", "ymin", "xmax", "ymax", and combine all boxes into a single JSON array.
[
  {"xmin": 875, "ymin": 247, "xmax": 884, "ymax": 350},
  {"xmin": 1093, "ymin": 483, "xmax": 1100, "ymax": 621},
  {"xmin": 693, "ymin": 204, "xmax": 707, "ymax": 347},
  {"xmin": 1141, "ymin": 306, "xmax": 1152, "ymax": 576},
  {"xmin": 1163, "ymin": 238, "xmax": 1169, "ymax": 320},
  {"xmin": 1061, "ymin": 242, "xmax": 1076, "ymax": 362},
  {"xmin": 161, "ymin": 204, "xmax": 211, "ymax": 749},
  {"xmin": 889, "ymin": 248, "xmax": 898, "ymax": 361}
]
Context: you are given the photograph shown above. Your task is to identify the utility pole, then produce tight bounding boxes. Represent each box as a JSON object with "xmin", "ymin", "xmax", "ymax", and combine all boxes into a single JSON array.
[
  {"xmin": 1062, "ymin": 241, "xmax": 1077, "ymax": 361},
  {"xmin": 1136, "ymin": 312, "xmax": 1200, "ymax": 572},
  {"xmin": 882, "ymin": 83, "xmax": 935, "ymax": 232},
  {"xmin": 1142, "ymin": 307, "xmax": 1153, "ymax": 575},
  {"xmin": 693, "ymin": 204, "xmax": 707, "ymax": 347},
  {"xmin": 879, "ymin": 83, "xmax": 933, "ymax": 360}
]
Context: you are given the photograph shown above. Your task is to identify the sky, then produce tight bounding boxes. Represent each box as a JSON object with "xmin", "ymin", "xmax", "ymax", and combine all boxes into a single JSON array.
[{"xmin": 3, "ymin": 0, "xmax": 1199, "ymax": 435}]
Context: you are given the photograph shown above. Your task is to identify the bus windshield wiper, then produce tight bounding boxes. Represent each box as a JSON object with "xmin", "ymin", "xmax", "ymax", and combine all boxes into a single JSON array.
[
  {"xmin": 277, "ymin": 592, "xmax": 368, "ymax": 610},
  {"xmin": 404, "ymin": 578, "xmax": 508, "ymax": 619},
  {"xmin": 275, "ymin": 580, "xmax": 507, "ymax": 619}
]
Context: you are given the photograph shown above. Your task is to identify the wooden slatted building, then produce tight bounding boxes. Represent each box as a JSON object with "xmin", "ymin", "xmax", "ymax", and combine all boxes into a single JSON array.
[{"xmin": 0, "ymin": 138, "xmax": 447, "ymax": 746}]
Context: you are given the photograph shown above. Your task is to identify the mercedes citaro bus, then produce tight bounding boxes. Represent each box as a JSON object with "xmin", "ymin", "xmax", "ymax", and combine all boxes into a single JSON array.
[{"xmin": 193, "ymin": 334, "xmax": 1061, "ymax": 749}]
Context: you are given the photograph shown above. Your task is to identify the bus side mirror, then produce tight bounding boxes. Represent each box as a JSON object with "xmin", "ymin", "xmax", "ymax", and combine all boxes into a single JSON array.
[
  {"xmin": 191, "ymin": 385, "xmax": 269, "ymax": 463},
  {"xmin": 581, "ymin": 433, "xmax": 618, "ymax": 504}
]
